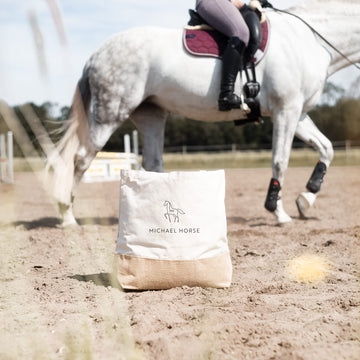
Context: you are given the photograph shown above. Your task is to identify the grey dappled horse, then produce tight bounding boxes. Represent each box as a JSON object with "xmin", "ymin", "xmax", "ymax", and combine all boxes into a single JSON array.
[{"xmin": 47, "ymin": 0, "xmax": 360, "ymax": 226}]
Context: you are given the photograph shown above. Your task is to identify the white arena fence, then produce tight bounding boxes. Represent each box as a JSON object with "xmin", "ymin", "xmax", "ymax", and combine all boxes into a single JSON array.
[
  {"xmin": 0, "ymin": 131, "xmax": 14, "ymax": 183},
  {"xmin": 82, "ymin": 131, "xmax": 141, "ymax": 183},
  {"xmin": 163, "ymin": 140, "xmax": 360, "ymax": 154}
]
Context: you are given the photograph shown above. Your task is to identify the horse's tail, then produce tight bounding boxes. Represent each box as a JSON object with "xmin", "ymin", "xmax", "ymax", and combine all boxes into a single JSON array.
[{"xmin": 46, "ymin": 64, "xmax": 92, "ymax": 205}]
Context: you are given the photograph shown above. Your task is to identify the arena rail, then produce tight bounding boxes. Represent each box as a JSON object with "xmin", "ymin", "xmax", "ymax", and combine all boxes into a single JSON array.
[{"xmin": 163, "ymin": 140, "xmax": 360, "ymax": 154}]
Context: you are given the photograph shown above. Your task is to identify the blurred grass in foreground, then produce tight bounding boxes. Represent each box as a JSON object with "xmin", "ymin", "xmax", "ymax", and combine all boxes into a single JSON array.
[{"xmin": 11, "ymin": 149, "xmax": 360, "ymax": 172}]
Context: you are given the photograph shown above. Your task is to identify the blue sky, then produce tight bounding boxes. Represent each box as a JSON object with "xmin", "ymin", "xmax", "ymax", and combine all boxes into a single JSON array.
[{"xmin": 0, "ymin": 0, "xmax": 357, "ymax": 109}]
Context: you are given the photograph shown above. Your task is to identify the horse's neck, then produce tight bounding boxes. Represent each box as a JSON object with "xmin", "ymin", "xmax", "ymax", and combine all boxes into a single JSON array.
[{"xmin": 293, "ymin": 0, "xmax": 360, "ymax": 74}]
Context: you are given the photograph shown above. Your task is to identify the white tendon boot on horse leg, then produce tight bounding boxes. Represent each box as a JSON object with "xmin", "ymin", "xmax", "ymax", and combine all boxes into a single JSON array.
[
  {"xmin": 275, "ymin": 198, "xmax": 292, "ymax": 225},
  {"xmin": 296, "ymin": 191, "xmax": 317, "ymax": 219},
  {"xmin": 59, "ymin": 201, "xmax": 77, "ymax": 227}
]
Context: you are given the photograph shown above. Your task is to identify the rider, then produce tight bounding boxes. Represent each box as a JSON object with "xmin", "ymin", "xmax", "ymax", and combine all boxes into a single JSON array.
[{"xmin": 195, "ymin": 0, "xmax": 265, "ymax": 111}]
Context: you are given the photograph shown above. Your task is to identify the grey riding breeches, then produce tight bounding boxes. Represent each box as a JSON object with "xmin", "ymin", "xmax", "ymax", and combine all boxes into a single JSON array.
[{"xmin": 195, "ymin": 0, "xmax": 250, "ymax": 45}]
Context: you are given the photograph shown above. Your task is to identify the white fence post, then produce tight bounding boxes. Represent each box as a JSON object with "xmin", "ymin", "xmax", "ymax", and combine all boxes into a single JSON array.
[
  {"xmin": 132, "ymin": 130, "xmax": 138, "ymax": 156},
  {"xmin": 0, "ymin": 131, "xmax": 13, "ymax": 183},
  {"xmin": 7, "ymin": 131, "xmax": 13, "ymax": 183},
  {"xmin": 124, "ymin": 134, "xmax": 131, "ymax": 170},
  {"xmin": 124, "ymin": 134, "xmax": 131, "ymax": 154},
  {"xmin": 345, "ymin": 139, "xmax": 351, "ymax": 157},
  {"xmin": 132, "ymin": 130, "xmax": 140, "ymax": 170},
  {"xmin": 0, "ymin": 134, "xmax": 5, "ymax": 181}
]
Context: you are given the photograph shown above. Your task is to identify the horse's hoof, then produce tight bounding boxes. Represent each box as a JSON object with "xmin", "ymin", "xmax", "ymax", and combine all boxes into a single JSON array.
[
  {"xmin": 61, "ymin": 218, "xmax": 79, "ymax": 228},
  {"xmin": 273, "ymin": 199, "xmax": 292, "ymax": 225},
  {"xmin": 296, "ymin": 194, "xmax": 308, "ymax": 219},
  {"xmin": 296, "ymin": 192, "xmax": 317, "ymax": 219},
  {"xmin": 276, "ymin": 212, "xmax": 292, "ymax": 225}
]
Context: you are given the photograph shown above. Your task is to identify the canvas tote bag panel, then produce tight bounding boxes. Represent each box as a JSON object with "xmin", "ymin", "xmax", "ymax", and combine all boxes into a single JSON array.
[{"xmin": 115, "ymin": 170, "xmax": 232, "ymax": 290}]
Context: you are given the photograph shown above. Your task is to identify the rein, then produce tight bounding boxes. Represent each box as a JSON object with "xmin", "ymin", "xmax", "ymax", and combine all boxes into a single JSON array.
[{"xmin": 260, "ymin": 1, "xmax": 360, "ymax": 71}]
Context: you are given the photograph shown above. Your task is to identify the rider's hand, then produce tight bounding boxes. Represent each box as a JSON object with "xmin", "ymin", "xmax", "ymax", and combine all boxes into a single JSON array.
[
  {"xmin": 231, "ymin": 0, "xmax": 245, "ymax": 10},
  {"xmin": 249, "ymin": 0, "xmax": 266, "ymax": 23}
]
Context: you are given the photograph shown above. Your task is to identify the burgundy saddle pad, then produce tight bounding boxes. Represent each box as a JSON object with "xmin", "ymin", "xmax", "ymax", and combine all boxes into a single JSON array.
[{"xmin": 183, "ymin": 20, "xmax": 269, "ymax": 63}]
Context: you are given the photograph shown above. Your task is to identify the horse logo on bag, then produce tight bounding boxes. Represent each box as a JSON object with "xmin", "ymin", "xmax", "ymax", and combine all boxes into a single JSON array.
[{"xmin": 163, "ymin": 201, "xmax": 185, "ymax": 223}]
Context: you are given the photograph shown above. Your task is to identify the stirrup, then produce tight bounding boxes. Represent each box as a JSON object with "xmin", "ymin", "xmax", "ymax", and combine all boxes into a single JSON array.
[
  {"xmin": 218, "ymin": 93, "xmax": 250, "ymax": 113},
  {"xmin": 218, "ymin": 93, "xmax": 240, "ymax": 111}
]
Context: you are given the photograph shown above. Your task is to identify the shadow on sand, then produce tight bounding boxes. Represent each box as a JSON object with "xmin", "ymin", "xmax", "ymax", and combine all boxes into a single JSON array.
[{"xmin": 11, "ymin": 216, "xmax": 118, "ymax": 230}]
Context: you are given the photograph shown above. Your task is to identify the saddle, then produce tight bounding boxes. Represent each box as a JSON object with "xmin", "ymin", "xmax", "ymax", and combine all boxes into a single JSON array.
[{"xmin": 184, "ymin": 6, "xmax": 270, "ymax": 124}]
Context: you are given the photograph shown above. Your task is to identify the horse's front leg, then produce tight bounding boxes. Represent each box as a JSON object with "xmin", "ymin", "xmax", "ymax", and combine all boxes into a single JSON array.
[
  {"xmin": 294, "ymin": 114, "xmax": 334, "ymax": 218},
  {"xmin": 131, "ymin": 103, "xmax": 168, "ymax": 172},
  {"xmin": 265, "ymin": 106, "xmax": 302, "ymax": 224}
]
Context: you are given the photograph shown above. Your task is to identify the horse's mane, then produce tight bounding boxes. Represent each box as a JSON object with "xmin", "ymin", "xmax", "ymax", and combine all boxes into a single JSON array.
[{"xmin": 293, "ymin": 0, "xmax": 359, "ymax": 16}]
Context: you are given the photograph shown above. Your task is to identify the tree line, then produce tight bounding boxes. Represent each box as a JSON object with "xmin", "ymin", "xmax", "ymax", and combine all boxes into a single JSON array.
[{"xmin": 0, "ymin": 82, "xmax": 359, "ymax": 157}]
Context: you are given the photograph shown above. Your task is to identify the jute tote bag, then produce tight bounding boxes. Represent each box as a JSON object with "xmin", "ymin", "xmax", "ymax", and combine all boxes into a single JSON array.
[{"xmin": 114, "ymin": 169, "xmax": 232, "ymax": 290}]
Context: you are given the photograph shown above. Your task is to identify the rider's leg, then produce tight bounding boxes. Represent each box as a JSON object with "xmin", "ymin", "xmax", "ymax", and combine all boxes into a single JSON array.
[
  {"xmin": 196, "ymin": 0, "xmax": 249, "ymax": 42},
  {"xmin": 218, "ymin": 36, "xmax": 246, "ymax": 111},
  {"xmin": 196, "ymin": 0, "xmax": 250, "ymax": 111}
]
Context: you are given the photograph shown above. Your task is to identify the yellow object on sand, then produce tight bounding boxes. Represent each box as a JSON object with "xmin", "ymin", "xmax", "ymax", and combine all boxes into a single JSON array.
[{"xmin": 287, "ymin": 254, "xmax": 330, "ymax": 283}]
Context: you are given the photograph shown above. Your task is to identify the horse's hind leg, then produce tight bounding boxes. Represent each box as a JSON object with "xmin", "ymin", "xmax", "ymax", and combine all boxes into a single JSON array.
[
  {"xmin": 59, "ymin": 120, "xmax": 121, "ymax": 227},
  {"xmin": 294, "ymin": 114, "xmax": 334, "ymax": 218},
  {"xmin": 60, "ymin": 96, "xmax": 127, "ymax": 226},
  {"xmin": 57, "ymin": 144, "xmax": 97, "ymax": 227},
  {"xmin": 131, "ymin": 102, "xmax": 168, "ymax": 172}
]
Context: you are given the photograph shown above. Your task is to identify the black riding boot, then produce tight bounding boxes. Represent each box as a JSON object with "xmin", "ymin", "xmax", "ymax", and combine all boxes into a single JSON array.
[{"xmin": 218, "ymin": 37, "xmax": 246, "ymax": 111}]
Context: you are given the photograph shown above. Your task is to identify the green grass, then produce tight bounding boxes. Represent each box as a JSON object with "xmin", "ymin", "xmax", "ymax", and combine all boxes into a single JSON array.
[
  {"xmin": 163, "ymin": 148, "xmax": 360, "ymax": 170},
  {"xmin": 12, "ymin": 157, "xmax": 45, "ymax": 172},
  {"xmin": 10, "ymin": 149, "xmax": 360, "ymax": 173}
]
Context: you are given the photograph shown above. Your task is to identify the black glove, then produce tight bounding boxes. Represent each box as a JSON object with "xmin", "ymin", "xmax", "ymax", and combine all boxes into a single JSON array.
[{"xmin": 259, "ymin": 0, "xmax": 274, "ymax": 9}]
